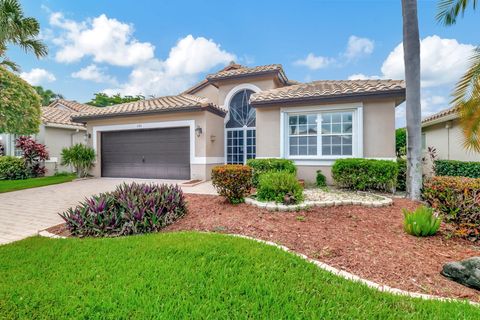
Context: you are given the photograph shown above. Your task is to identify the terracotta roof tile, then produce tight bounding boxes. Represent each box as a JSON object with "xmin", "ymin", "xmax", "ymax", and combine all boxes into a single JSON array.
[
  {"xmin": 207, "ymin": 64, "xmax": 288, "ymax": 83},
  {"xmin": 48, "ymin": 99, "xmax": 95, "ymax": 113},
  {"xmin": 72, "ymin": 94, "xmax": 225, "ymax": 121},
  {"xmin": 41, "ymin": 107, "xmax": 86, "ymax": 129},
  {"xmin": 250, "ymin": 80, "xmax": 405, "ymax": 105},
  {"xmin": 422, "ymin": 105, "xmax": 459, "ymax": 124}
]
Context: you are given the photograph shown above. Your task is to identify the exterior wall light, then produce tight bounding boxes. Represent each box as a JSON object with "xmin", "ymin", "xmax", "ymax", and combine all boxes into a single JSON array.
[
  {"xmin": 210, "ymin": 135, "xmax": 216, "ymax": 143},
  {"xmin": 195, "ymin": 126, "xmax": 203, "ymax": 137}
]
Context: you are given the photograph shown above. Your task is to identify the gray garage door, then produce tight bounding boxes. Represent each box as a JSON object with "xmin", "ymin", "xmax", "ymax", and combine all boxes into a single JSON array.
[{"xmin": 101, "ymin": 127, "xmax": 190, "ymax": 179}]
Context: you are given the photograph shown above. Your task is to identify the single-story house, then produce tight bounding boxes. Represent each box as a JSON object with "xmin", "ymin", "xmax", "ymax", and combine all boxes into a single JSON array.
[
  {"xmin": 72, "ymin": 62, "xmax": 406, "ymax": 183},
  {"xmin": 422, "ymin": 105, "xmax": 480, "ymax": 172},
  {"xmin": 0, "ymin": 99, "xmax": 91, "ymax": 175}
]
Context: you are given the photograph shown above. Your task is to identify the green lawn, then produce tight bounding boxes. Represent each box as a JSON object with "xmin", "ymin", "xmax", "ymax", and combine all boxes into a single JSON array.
[
  {"xmin": 0, "ymin": 232, "xmax": 477, "ymax": 319},
  {"xmin": 0, "ymin": 174, "xmax": 76, "ymax": 193}
]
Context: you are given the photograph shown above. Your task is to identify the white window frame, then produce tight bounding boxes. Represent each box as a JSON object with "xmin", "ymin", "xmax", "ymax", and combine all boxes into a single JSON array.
[
  {"xmin": 280, "ymin": 103, "xmax": 363, "ymax": 162},
  {"xmin": 223, "ymin": 83, "xmax": 261, "ymax": 164}
]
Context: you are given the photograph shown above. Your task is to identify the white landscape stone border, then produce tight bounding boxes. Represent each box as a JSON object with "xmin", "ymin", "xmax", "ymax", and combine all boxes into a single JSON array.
[
  {"xmin": 38, "ymin": 230, "xmax": 66, "ymax": 239},
  {"xmin": 229, "ymin": 233, "xmax": 479, "ymax": 306},
  {"xmin": 244, "ymin": 194, "xmax": 393, "ymax": 211},
  {"xmin": 37, "ymin": 229, "xmax": 477, "ymax": 305}
]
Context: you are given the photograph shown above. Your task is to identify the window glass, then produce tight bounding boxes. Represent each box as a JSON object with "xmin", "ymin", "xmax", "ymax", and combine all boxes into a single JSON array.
[
  {"xmin": 226, "ymin": 89, "xmax": 256, "ymax": 128},
  {"xmin": 288, "ymin": 111, "xmax": 354, "ymax": 157}
]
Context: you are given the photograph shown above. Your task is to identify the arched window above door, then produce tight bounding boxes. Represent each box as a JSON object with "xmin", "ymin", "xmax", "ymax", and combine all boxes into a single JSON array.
[{"xmin": 226, "ymin": 89, "xmax": 255, "ymax": 128}]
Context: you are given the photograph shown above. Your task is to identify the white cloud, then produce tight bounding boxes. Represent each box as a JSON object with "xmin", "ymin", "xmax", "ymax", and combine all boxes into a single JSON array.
[
  {"xmin": 294, "ymin": 53, "xmax": 334, "ymax": 70},
  {"xmin": 105, "ymin": 35, "xmax": 236, "ymax": 96},
  {"xmin": 381, "ymin": 35, "xmax": 475, "ymax": 87},
  {"xmin": 20, "ymin": 68, "xmax": 56, "ymax": 85},
  {"xmin": 50, "ymin": 12, "xmax": 155, "ymax": 66},
  {"xmin": 344, "ymin": 36, "xmax": 374, "ymax": 60},
  {"xmin": 71, "ymin": 64, "xmax": 117, "ymax": 84},
  {"xmin": 347, "ymin": 73, "xmax": 381, "ymax": 80}
]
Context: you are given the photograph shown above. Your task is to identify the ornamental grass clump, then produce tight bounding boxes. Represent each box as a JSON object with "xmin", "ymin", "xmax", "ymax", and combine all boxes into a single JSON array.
[
  {"xmin": 211, "ymin": 164, "xmax": 252, "ymax": 204},
  {"xmin": 60, "ymin": 182, "xmax": 187, "ymax": 237},
  {"xmin": 403, "ymin": 206, "xmax": 441, "ymax": 237}
]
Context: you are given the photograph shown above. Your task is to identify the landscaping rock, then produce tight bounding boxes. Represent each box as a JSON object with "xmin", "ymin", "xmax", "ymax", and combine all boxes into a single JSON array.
[{"xmin": 441, "ymin": 257, "xmax": 480, "ymax": 290}]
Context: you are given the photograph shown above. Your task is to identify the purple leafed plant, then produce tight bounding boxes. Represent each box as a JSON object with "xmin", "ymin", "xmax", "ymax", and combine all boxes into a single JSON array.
[{"xmin": 60, "ymin": 182, "xmax": 187, "ymax": 237}]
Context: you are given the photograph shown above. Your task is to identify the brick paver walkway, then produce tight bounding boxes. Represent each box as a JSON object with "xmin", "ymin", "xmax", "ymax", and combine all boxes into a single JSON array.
[{"xmin": 0, "ymin": 178, "xmax": 216, "ymax": 245}]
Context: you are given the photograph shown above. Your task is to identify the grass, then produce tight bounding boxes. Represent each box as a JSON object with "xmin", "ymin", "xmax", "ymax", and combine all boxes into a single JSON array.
[
  {"xmin": 0, "ymin": 174, "xmax": 76, "ymax": 193},
  {"xmin": 0, "ymin": 232, "xmax": 478, "ymax": 319}
]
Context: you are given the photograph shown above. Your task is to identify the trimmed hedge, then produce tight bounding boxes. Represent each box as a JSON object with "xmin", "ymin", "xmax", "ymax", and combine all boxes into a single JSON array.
[
  {"xmin": 257, "ymin": 171, "xmax": 304, "ymax": 205},
  {"xmin": 211, "ymin": 165, "xmax": 252, "ymax": 204},
  {"xmin": 60, "ymin": 182, "xmax": 187, "ymax": 237},
  {"xmin": 396, "ymin": 159, "xmax": 407, "ymax": 191},
  {"xmin": 246, "ymin": 158, "xmax": 296, "ymax": 186},
  {"xmin": 422, "ymin": 176, "xmax": 480, "ymax": 224},
  {"xmin": 0, "ymin": 156, "xmax": 28, "ymax": 180},
  {"xmin": 434, "ymin": 160, "xmax": 480, "ymax": 178},
  {"xmin": 332, "ymin": 158, "xmax": 398, "ymax": 192}
]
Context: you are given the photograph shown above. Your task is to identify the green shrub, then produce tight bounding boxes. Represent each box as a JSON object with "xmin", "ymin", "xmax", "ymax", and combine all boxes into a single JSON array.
[
  {"xmin": 61, "ymin": 144, "xmax": 96, "ymax": 177},
  {"xmin": 395, "ymin": 128, "xmax": 406, "ymax": 158},
  {"xmin": 60, "ymin": 182, "xmax": 186, "ymax": 237},
  {"xmin": 403, "ymin": 206, "xmax": 441, "ymax": 237},
  {"xmin": 331, "ymin": 158, "xmax": 398, "ymax": 192},
  {"xmin": 257, "ymin": 171, "xmax": 304, "ymax": 205},
  {"xmin": 247, "ymin": 158, "xmax": 296, "ymax": 186},
  {"xmin": 0, "ymin": 156, "xmax": 28, "ymax": 180},
  {"xmin": 434, "ymin": 160, "xmax": 480, "ymax": 178},
  {"xmin": 422, "ymin": 176, "xmax": 480, "ymax": 224},
  {"xmin": 211, "ymin": 165, "xmax": 252, "ymax": 204},
  {"xmin": 396, "ymin": 159, "xmax": 407, "ymax": 191},
  {"xmin": 316, "ymin": 170, "xmax": 327, "ymax": 187}
]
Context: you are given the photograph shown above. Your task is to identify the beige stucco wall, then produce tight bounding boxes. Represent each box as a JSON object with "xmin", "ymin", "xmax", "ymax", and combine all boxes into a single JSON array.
[
  {"xmin": 36, "ymin": 125, "xmax": 86, "ymax": 176},
  {"xmin": 255, "ymin": 99, "xmax": 397, "ymax": 183},
  {"xmin": 216, "ymin": 76, "xmax": 281, "ymax": 108},
  {"xmin": 422, "ymin": 119, "xmax": 480, "ymax": 173},
  {"xmin": 190, "ymin": 84, "xmax": 220, "ymax": 105},
  {"xmin": 83, "ymin": 110, "xmax": 224, "ymax": 180}
]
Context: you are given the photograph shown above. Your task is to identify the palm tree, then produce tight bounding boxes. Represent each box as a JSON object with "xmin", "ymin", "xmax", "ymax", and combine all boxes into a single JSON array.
[
  {"xmin": 34, "ymin": 86, "xmax": 64, "ymax": 106},
  {"xmin": 402, "ymin": 0, "xmax": 423, "ymax": 200},
  {"xmin": 436, "ymin": 0, "xmax": 480, "ymax": 151},
  {"xmin": 0, "ymin": 0, "xmax": 47, "ymax": 71}
]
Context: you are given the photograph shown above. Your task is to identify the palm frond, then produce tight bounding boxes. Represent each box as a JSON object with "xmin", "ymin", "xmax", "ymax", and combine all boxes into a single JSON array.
[
  {"xmin": 436, "ymin": 0, "xmax": 477, "ymax": 25},
  {"xmin": 0, "ymin": 57, "xmax": 19, "ymax": 72},
  {"xmin": 459, "ymin": 94, "xmax": 480, "ymax": 152},
  {"xmin": 452, "ymin": 47, "xmax": 480, "ymax": 104},
  {"xmin": 16, "ymin": 38, "xmax": 48, "ymax": 57}
]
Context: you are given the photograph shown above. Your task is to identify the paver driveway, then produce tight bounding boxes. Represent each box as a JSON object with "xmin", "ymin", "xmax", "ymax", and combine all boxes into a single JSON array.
[{"xmin": 0, "ymin": 178, "xmax": 216, "ymax": 245}]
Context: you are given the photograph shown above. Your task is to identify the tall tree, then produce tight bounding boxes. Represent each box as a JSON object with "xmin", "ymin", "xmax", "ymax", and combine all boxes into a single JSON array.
[
  {"xmin": 0, "ymin": 0, "xmax": 47, "ymax": 71},
  {"xmin": 401, "ymin": 0, "xmax": 422, "ymax": 200},
  {"xmin": 86, "ymin": 93, "xmax": 144, "ymax": 107},
  {"xmin": 436, "ymin": 0, "xmax": 480, "ymax": 151},
  {"xmin": 34, "ymin": 86, "xmax": 64, "ymax": 106}
]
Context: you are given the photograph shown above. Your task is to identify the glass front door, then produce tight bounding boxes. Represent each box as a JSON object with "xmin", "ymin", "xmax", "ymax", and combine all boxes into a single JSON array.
[{"xmin": 226, "ymin": 128, "xmax": 256, "ymax": 164}]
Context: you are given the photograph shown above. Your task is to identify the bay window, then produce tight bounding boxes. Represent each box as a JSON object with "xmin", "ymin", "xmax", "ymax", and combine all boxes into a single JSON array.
[{"xmin": 286, "ymin": 110, "xmax": 356, "ymax": 158}]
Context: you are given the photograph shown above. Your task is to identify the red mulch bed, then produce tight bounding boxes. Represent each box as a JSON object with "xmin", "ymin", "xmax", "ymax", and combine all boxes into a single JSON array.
[{"xmin": 47, "ymin": 194, "xmax": 480, "ymax": 301}]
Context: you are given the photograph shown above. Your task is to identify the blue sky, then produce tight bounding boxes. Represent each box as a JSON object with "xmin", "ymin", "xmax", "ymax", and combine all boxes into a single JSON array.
[{"xmin": 11, "ymin": 0, "xmax": 480, "ymax": 127}]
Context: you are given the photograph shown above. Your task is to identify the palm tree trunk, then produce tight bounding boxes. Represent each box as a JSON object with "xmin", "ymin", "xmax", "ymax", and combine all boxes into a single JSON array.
[{"xmin": 401, "ymin": 0, "xmax": 422, "ymax": 200}]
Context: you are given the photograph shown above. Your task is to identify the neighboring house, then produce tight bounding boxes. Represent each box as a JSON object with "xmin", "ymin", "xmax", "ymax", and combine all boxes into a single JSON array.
[
  {"xmin": 0, "ymin": 99, "xmax": 91, "ymax": 175},
  {"xmin": 72, "ymin": 62, "xmax": 405, "ymax": 183},
  {"xmin": 422, "ymin": 105, "xmax": 480, "ymax": 172}
]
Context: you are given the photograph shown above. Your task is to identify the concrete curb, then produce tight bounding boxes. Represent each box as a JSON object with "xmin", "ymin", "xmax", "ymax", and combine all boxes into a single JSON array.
[{"xmin": 245, "ymin": 194, "xmax": 393, "ymax": 211}]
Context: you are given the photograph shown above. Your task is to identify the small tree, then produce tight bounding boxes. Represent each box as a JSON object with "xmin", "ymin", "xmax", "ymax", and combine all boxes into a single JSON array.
[
  {"xmin": 0, "ymin": 67, "xmax": 42, "ymax": 134},
  {"xmin": 61, "ymin": 144, "xmax": 95, "ymax": 178},
  {"xmin": 15, "ymin": 136, "xmax": 49, "ymax": 177}
]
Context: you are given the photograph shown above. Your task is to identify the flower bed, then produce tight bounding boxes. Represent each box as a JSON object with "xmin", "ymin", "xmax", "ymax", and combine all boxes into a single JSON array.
[{"xmin": 245, "ymin": 188, "xmax": 392, "ymax": 211}]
